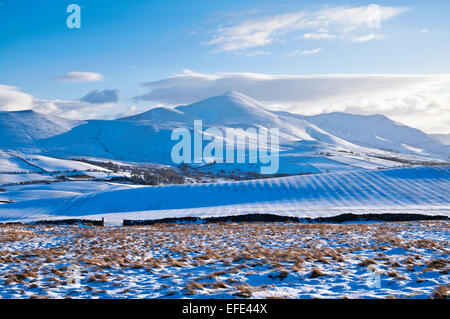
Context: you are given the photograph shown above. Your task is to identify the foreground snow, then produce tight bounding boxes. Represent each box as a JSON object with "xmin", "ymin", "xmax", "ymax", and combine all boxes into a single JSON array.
[
  {"xmin": 0, "ymin": 221, "xmax": 448, "ymax": 299},
  {"xmin": 0, "ymin": 166, "xmax": 448, "ymax": 224}
]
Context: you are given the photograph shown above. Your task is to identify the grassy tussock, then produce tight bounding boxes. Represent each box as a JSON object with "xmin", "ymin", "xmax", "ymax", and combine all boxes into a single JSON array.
[{"xmin": 0, "ymin": 220, "xmax": 448, "ymax": 299}]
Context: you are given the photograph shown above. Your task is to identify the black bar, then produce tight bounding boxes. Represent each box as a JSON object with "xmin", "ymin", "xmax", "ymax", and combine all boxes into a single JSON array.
[{"xmin": 0, "ymin": 299, "xmax": 447, "ymax": 317}]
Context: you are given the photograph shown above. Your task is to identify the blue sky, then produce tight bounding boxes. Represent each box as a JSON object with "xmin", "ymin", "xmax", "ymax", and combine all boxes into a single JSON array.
[{"xmin": 0, "ymin": 0, "xmax": 449, "ymax": 132}]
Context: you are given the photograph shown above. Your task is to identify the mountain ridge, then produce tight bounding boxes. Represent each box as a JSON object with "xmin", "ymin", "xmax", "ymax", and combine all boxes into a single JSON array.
[
  {"xmin": 0, "ymin": 110, "xmax": 84, "ymax": 148},
  {"xmin": 0, "ymin": 92, "xmax": 448, "ymax": 170}
]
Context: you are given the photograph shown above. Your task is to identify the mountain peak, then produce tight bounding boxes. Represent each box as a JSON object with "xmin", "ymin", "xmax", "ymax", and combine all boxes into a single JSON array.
[
  {"xmin": 117, "ymin": 91, "xmax": 268, "ymax": 124},
  {"xmin": 176, "ymin": 91, "xmax": 278, "ymax": 125},
  {"xmin": 222, "ymin": 90, "xmax": 246, "ymax": 97},
  {"xmin": 220, "ymin": 90, "xmax": 261, "ymax": 105}
]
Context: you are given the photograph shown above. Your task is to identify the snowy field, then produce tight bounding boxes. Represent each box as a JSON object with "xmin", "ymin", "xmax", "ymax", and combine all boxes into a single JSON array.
[
  {"xmin": 0, "ymin": 221, "xmax": 448, "ymax": 299},
  {"xmin": 0, "ymin": 166, "xmax": 448, "ymax": 224}
]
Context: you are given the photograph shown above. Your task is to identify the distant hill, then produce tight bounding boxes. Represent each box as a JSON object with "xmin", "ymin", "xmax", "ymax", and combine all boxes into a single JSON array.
[
  {"xmin": 0, "ymin": 110, "xmax": 83, "ymax": 148},
  {"xmin": 0, "ymin": 92, "xmax": 448, "ymax": 173}
]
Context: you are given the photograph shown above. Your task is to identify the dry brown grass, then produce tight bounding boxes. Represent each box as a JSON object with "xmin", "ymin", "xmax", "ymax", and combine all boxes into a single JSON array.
[
  {"xmin": 432, "ymin": 285, "xmax": 449, "ymax": 299},
  {"xmin": 426, "ymin": 259, "xmax": 448, "ymax": 270},
  {"xmin": 268, "ymin": 269, "xmax": 289, "ymax": 280},
  {"xmin": 233, "ymin": 283, "xmax": 254, "ymax": 298},
  {"xmin": 387, "ymin": 270, "xmax": 399, "ymax": 278},
  {"xmin": 359, "ymin": 258, "xmax": 377, "ymax": 267},
  {"xmin": 310, "ymin": 268, "xmax": 325, "ymax": 278},
  {"xmin": 185, "ymin": 281, "xmax": 204, "ymax": 294},
  {"xmin": 210, "ymin": 281, "xmax": 227, "ymax": 289},
  {"xmin": 87, "ymin": 273, "xmax": 109, "ymax": 283},
  {"xmin": 0, "ymin": 221, "xmax": 448, "ymax": 299}
]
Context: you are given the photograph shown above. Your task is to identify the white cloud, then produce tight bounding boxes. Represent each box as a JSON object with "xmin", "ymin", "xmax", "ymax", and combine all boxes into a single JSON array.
[
  {"xmin": 135, "ymin": 70, "xmax": 450, "ymax": 133},
  {"xmin": 55, "ymin": 71, "xmax": 104, "ymax": 83},
  {"xmin": 287, "ymin": 48, "xmax": 322, "ymax": 56},
  {"xmin": 302, "ymin": 33, "xmax": 336, "ymax": 40},
  {"xmin": 351, "ymin": 34, "xmax": 384, "ymax": 42},
  {"xmin": 420, "ymin": 28, "xmax": 429, "ymax": 33},
  {"xmin": 33, "ymin": 99, "xmax": 115, "ymax": 120},
  {"xmin": 136, "ymin": 70, "xmax": 450, "ymax": 105},
  {"xmin": 0, "ymin": 85, "xmax": 34, "ymax": 111},
  {"xmin": 0, "ymin": 84, "xmax": 116, "ymax": 120},
  {"xmin": 204, "ymin": 5, "xmax": 408, "ymax": 52},
  {"xmin": 245, "ymin": 50, "xmax": 271, "ymax": 57}
]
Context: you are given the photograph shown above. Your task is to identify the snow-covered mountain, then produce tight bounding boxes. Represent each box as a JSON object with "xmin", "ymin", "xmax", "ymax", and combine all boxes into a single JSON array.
[
  {"xmin": 306, "ymin": 112, "xmax": 450, "ymax": 159},
  {"xmin": 120, "ymin": 91, "xmax": 449, "ymax": 158},
  {"xmin": 36, "ymin": 120, "xmax": 177, "ymax": 163},
  {"xmin": 0, "ymin": 91, "xmax": 448, "ymax": 173},
  {"xmin": 121, "ymin": 91, "xmax": 280, "ymax": 126},
  {"xmin": 0, "ymin": 110, "xmax": 83, "ymax": 149},
  {"xmin": 176, "ymin": 91, "xmax": 281, "ymax": 126}
]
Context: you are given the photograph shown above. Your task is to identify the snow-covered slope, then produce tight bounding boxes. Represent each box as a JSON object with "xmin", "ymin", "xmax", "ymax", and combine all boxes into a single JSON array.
[
  {"xmin": 0, "ymin": 173, "xmax": 56, "ymax": 186},
  {"xmin": 120, "ymin": 107, "xmax": 195, "ymax": 123},
  {"xmin": 306, "ymin": 112, "xmax": 450, "ymax": 159},
  {"xmin": 0, "ymin": 151, "xmax": 42, "ymax": 173},
  {"xmin": 0, "ymin": 151, "xmax": 120, "ymax": 189},
  {"xmin": 0, "ymin": 110, "xmax": 83, "ymax": 148},
  {"xmin": 18, "ymin": 155, "xmax": 110, "ymax": 172},
  {"xmin": 432, "ymin": 133, "xmax": 450, "ymax": 146},
  {"xmin": 0, "ymin": 181, "xmax": 137, "ymax": 203},
  {"xmin": 0, "ymin": 166, "xmax": 448, "ymax": 224},
  {"xmin": 37, "ymin": 120, "xmax": 177, "ymax": 162},
  {"xmin": 0, "ymin": 151, "xmax": 112, "ymax": 174}
]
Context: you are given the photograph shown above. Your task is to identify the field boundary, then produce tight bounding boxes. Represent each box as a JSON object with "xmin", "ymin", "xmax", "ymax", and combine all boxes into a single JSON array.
[{"xmin": 122, "ymin": 213, "xmax": 449, "ymax": 226}]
